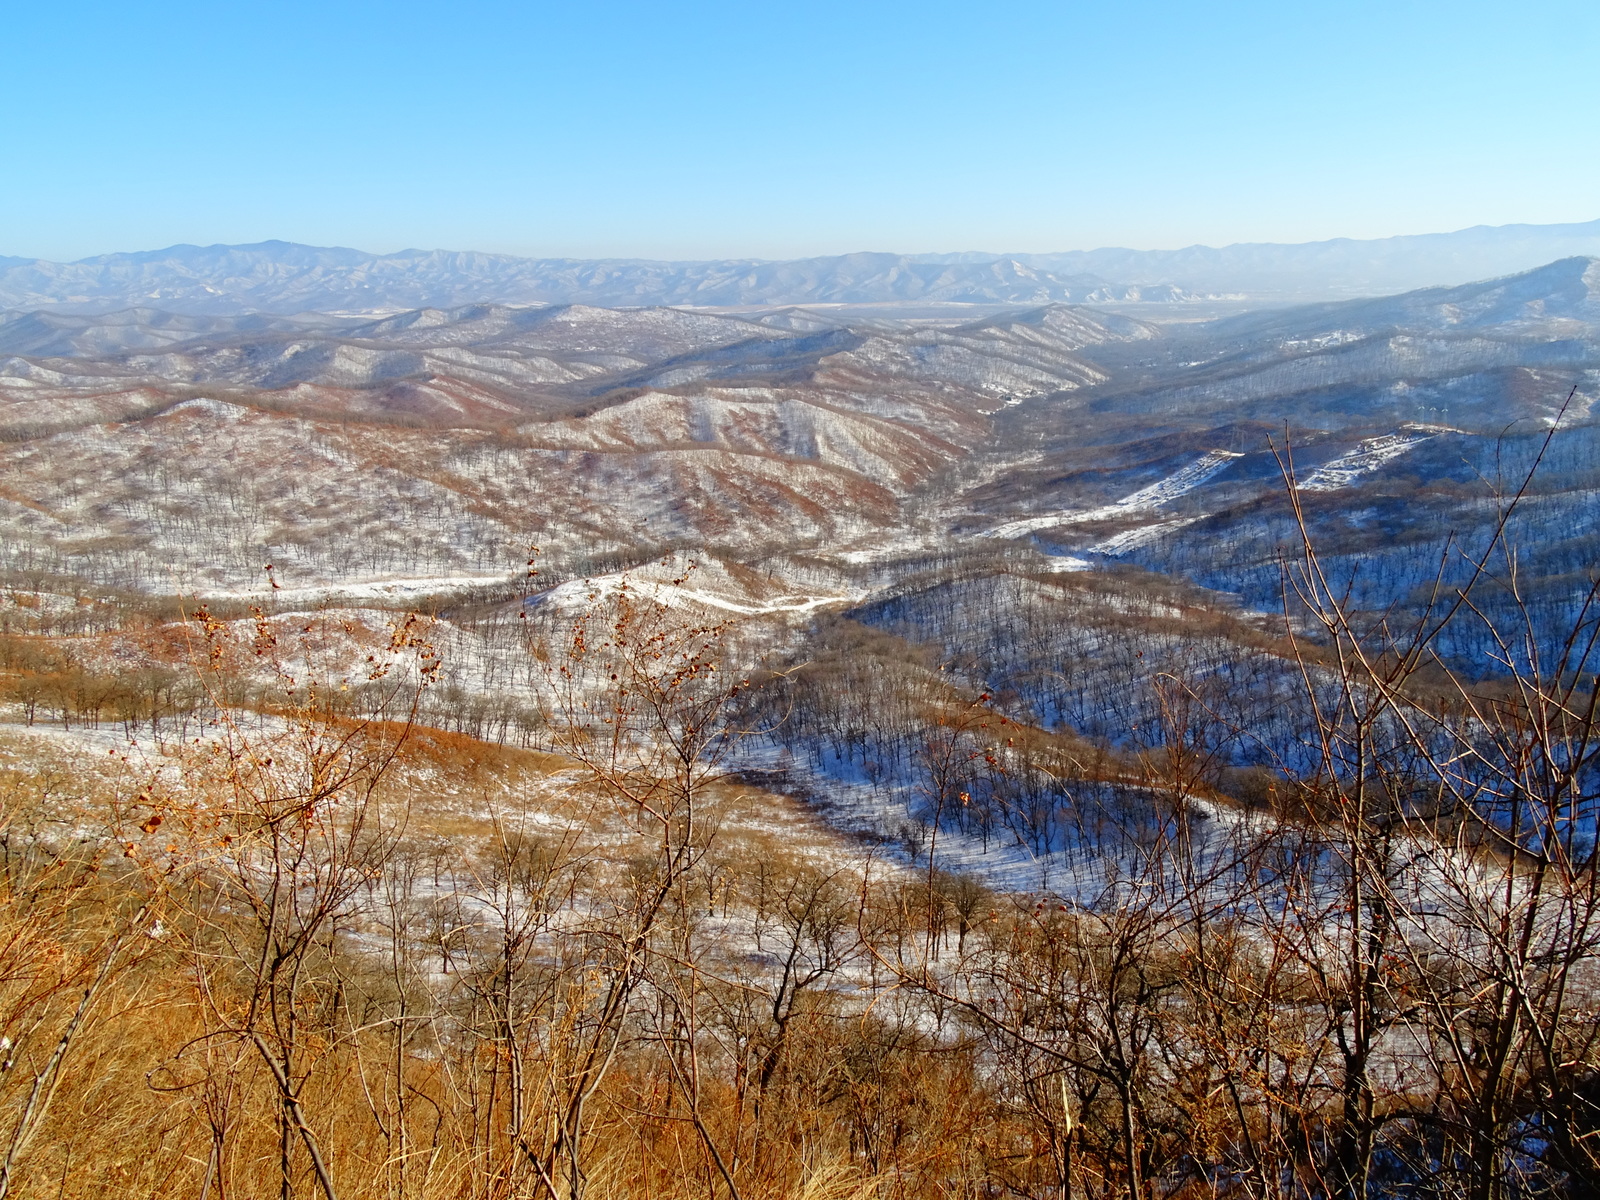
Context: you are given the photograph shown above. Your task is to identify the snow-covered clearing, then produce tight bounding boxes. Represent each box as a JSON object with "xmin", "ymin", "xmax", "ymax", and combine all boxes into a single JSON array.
[
  {"xmin": 1037, "ymin": 553, "xmax": 1093, "ymax": 571},
  {"xmin": 831, "ymin": 528, "xmax": 946, "ymax": 565},
  {"xmin": 1297, "ymin": 432, "xmax": 1432, "ymax": 492},
  {"xmin": 1091, "ymin": 516, "xmax": 1201, "ymax": 556},
  {"xmin": 981, "ymin": 449, "xmax": 1242, "ymax": 540}
]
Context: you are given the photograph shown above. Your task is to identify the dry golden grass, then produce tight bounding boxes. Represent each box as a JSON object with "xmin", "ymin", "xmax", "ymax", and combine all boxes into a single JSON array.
[{"xmin": 0, "ymin": 721, "xmax": 954, "ymax": 1200}]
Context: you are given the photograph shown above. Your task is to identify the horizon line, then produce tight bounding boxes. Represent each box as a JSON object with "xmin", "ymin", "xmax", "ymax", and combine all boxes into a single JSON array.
[{"xmin": 8, "ymin": 216, "xmax": 1600, "ymax": 268}]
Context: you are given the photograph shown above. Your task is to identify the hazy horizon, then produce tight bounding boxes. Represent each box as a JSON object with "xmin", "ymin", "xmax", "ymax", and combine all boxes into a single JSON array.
[{"xmin": 3, "ymin": 214, "xmax": 1597, "ymax": 269}]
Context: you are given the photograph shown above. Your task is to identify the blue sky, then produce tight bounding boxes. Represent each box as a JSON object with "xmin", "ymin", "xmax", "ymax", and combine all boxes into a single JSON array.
[{"xmin": 4, "ymin": 0, "xmax": 1597, "ymax": 260}]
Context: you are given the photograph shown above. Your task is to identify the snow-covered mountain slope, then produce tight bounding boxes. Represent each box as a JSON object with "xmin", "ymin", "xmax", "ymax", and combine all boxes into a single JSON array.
[
  {"xmin": 0, "ymin": 296, "xmax": 1149, "ymax": 593},
  {"xmin": 1295, "ymin": 431, "xmax": 1434, "ymax": 492},
  {"xmin": 6, "ymin": 255, "xmax": 1600, "ymax": 886},
  {"xmin": 1034, "ymin": 259, "xmax": 1600, "ymax": 434},
  {"xmin": 0, "ymin": 394, "xmax": 955, "ymax": 592},
  {"xmin": 0, "ymin": 257, "xmax": 1596, "ymax": 642},
  {"xmin": 0, "ymin": 308, "xmax": 355, "ymax": 357},
  {"xmin": 817, "ymin": 325, "xmax": 1110, "ymax": 401},
  {"xmin": 0, "ymin": 300, "xmax": 1143, "ymax": 434},
  {"xmin": 518, "ymin": 385, "xmax": 977, "ymax": 489},
  {"xmin": 1205, "ymin": 256, "xmax": 1600, "ymax": 341},
  {"xmin": 0, "ymin": 298, "xmax": 1107, "ymax": 590}
]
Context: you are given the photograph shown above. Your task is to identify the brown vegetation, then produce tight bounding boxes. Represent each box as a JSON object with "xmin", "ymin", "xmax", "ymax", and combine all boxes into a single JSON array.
[{"xmin": 0, "ymin": 482, "xmax": 1598, "ymax": 1200}]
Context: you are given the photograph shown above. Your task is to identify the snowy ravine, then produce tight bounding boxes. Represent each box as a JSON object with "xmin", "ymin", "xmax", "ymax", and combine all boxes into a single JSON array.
[{"xmin": 727, "ymin": 736, "xmax": 1273, "ymax": 900}]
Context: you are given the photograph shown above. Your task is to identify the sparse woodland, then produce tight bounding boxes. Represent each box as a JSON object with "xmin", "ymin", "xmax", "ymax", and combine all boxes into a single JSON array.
[
  {"xmin": 0, "ymin": 300, "xmax": 1594, "ymax": 1200},
  {"xmin": 0, "ymin": 457, "xmax": 1595, "ymax": 1200}
]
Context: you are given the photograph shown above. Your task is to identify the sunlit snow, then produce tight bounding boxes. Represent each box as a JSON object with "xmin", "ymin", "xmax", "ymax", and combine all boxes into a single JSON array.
[
  {"xmin": 1296, "ymin": 431, "xmax": 1432, "ymax": 492},
  {"xmin": 981, "ymin": 449, "xmax": 1242, "ymax": 540}
]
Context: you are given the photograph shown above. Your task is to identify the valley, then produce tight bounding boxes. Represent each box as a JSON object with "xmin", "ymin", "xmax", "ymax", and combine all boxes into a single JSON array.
[
  {"xmin": 3, "ymin": 248, "xmax": 1600, "ymax": 1199},
  {"xmin": 2, "ymin": 253, "xmax": 1598, "ymax": 875}
]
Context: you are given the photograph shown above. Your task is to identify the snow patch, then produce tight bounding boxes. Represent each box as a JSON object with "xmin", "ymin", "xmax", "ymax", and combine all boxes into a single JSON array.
[
  {"xmin": 1038, "ymin": 554, "xmax": 1094, "ymax": 572},
  {"xmin": 981, "ymin": 449, "xmax": 1242, "ymax": 540},
  {"xmin": 1297, "ymin": 432, "xmax": 1432, "ymax": 492},
  {"xmin": 166, "ymin": 397, "xmax": 248, "ymax": 420},
  {"xmin": 534, "ymin": 573, "xmax": 864, "ymax": 618},
  {"xmin": 1091, "ymin": 516, "xmax": 1201, "ymax": 556}
]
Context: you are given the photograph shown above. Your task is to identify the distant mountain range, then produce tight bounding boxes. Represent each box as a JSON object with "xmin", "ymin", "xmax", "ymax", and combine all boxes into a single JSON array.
[
  {"xmin": 982, "ymin": 218, "xmax": 1600, "ymax": 299},
  {"xmin": 0, "ymin": 246, "xmax": 1188, "ymax": 315},
  {"xmin": 4, "ymin": 219, "xmax": 1598, "ymax": 314}
]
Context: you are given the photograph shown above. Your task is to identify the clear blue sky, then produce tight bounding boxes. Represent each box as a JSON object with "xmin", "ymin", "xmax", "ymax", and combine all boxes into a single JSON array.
[{"xmin": 4, "ymin": 0, "xmax": 1597, "ymax": 261}]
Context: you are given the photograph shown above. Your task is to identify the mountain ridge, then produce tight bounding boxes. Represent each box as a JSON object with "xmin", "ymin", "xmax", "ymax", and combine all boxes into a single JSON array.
[
  {"xmin": 7, "ymin": 219, "xmax": 1599, "ymax": 314},
  {"xmin": 950, "ymin": 219, "xmax": 1600, "ymax": 297},
  {"xmin": 0, "ymin": 244, "xmax": 1186, "ymax": 316}
]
